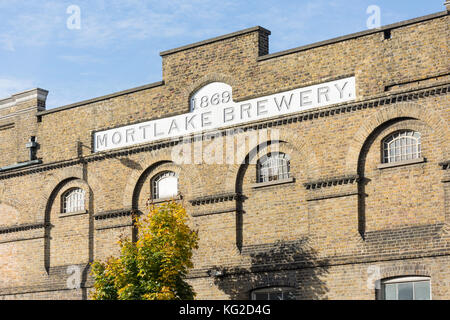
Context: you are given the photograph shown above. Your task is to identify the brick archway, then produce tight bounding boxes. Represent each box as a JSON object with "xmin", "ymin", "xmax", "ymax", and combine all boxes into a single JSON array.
[
  {"xmin": 373, "ymin": 263, "xmax": 431, "ymax": 283},
  {"xmin": 122, "ymin": 150, "xmax": 203, "ymax": 208},
  {"xmin": 345, "ymin": 102, "xmax": 450, "ymax": 174},
  {"xmin": 223, "ymin": 127, "xmax": 321, "ymax": 193},
  {"xmin": 36, "ymin": 166, "xmax": 84, "ymax": 222},
  {"xmin": 35, "ymin": 166, "xmax": 106, "ymax": 222}
]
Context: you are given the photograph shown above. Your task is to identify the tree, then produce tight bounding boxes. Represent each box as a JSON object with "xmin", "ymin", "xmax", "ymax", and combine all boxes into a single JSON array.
[{"xmin": 90, "ymin": 201, "xmax": 199, "ymax": 300}]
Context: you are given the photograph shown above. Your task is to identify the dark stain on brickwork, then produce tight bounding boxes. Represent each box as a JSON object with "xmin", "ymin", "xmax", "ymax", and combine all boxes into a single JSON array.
[{"xmin": 213, "ymin": 239, "xmax": 329, "ymax": 299}]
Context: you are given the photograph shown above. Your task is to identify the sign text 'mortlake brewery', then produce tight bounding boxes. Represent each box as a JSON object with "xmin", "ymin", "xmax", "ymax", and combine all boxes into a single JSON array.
[{"xmin": 93, "ymin": 77, "xmax": 356, "ymax": 152}]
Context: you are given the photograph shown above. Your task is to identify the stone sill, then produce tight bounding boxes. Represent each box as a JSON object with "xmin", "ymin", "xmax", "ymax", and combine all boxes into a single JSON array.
[
  {"xmin": 59, "ymin": 210, "xmax": 88, "ymax": 218},
  {"xmin": 148, "ymin": 195, "xmax": 182, "ymax": 204},
  {"xmin": 377, "ymin": 157, "xmax": 426, "ymax": 170},
  {"xmin": 251, "ymin": 177, "xmax": 295, "ymax": 189}
]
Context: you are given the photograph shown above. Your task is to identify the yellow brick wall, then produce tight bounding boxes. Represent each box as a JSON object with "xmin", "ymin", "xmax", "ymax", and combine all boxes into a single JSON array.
[{"xmin": 0, "ymin": 12, "xmax": 448, "ymax": 299}]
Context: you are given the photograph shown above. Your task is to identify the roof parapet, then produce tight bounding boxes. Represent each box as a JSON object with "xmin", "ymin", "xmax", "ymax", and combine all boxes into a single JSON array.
[
  {"xmin": 0, "ymin": 88, "xmax": 48, "ymax": 112},
  {"xmin": 159, "ymin": 26, "xmax": 271, "ymax": 57}
]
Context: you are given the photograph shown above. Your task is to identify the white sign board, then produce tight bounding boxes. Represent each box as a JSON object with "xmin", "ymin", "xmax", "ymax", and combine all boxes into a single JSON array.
[{"xmin": 94, "ymin": 77, "xmax": 356, "ymax": 152}]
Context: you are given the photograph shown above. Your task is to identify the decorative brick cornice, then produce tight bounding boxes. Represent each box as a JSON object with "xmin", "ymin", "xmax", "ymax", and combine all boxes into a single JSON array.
[
  {"xmin": 189, "ymin": 193, "xmax": 241, "ymax": 206},
  {"xmin": 252, "ymin": 177, "xmax": 295, "ymax": 189},
  {"xmin": 439, "ymin": 160, "xmax": 450, "ymax": 170},
  {"xmin": 210, "ymin": 251, "xmax": 450, "ymax": 278},
  {"xmin": 186, "ymin": 249, "xmax": 450, "ymax": 280},
  {"xmin": 304, "ymin": 175, "xmax": 359, "ymax": 190},
  {"xmin": 0, "ymin": 222, "xmax": 47, "ymax": 234},
  {"xmin": 0, "ymin": 82, "xmax": 448, "ymax": 181},
  {"xmin": 0, "ymin": 88, "xmax": 48, "ymax": 110},
  {"xmin": 0, "ymin": 158, "xmax": 83, "ymax": 180},
  {"xmin": 93, "ymin": 208, "xmax": 135, "ymax": 220}
]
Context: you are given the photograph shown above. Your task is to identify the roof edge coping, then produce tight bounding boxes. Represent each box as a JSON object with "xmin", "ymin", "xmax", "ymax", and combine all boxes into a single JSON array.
[
  {"xmin": 159, "ymin": 26, "xmax": 271, "ymax": 57},
  {"xmin": 37, "ymin": 81, "xmax": 164, "ymax": 116},
  {"xmin": 258, "ymin": 10, "xmax": 449, "ymax": 61}
]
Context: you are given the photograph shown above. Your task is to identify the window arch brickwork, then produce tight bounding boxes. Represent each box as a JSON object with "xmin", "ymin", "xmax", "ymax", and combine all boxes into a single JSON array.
[{"xmin": 345, "ymin": 102, "xmax": 449, "ymax": 174}]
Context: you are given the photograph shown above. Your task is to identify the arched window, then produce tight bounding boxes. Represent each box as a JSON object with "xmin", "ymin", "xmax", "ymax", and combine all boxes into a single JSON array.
[
  {"xmin": 379, "ymin": 276, "xmax": 431, "ymax": 300},
  {"xmin": 152, "ymin": 171, "xmax": 178, "ymax": 199},
  {"xmin": 62, "ymin": 188, "xmax": 85, "ymax": 213},
  {"xmin": 382, "ymin": 130, "xmax": 421, "ymax": 163},
  {"xmin": 251, "ymin": 287, "xmax": 296, "ymax": 300},
  {"xmin": 257, "ymin": 152, "xmax": 290, "ymax": 183}
]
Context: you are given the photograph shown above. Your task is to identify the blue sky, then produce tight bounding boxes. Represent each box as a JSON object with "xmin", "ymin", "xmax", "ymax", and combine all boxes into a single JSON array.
[{"xmin": 0, "ymin": 0, "xmax": 444, "ymax": 109}]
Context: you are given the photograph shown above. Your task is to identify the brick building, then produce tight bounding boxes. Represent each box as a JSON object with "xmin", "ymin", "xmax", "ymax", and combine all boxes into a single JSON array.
[{"xmin": 0, "ymin": 6, "xmax": 449, "ymax": 300}]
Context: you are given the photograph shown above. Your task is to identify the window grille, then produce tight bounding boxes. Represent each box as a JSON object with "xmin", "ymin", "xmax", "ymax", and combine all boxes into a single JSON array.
[
  {"xmin": 257, "ymin": 153, "xmax": 290, "ymax": 183},
  {"xmin": 382, "ymin": 130, "xmax": 421, "ymax": 163},
  {"xmin": 152, "ymin": 171, "xmax": 178, "ymax": 199},
  {"xmin": 62, "ymin": 188, "xmax": 85, "ymax": 213}
]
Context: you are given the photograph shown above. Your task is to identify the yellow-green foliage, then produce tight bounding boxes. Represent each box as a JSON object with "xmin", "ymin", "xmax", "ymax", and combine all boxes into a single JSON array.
[{"xmin": 90, "ymin": 201, "xmax": 199, "ymax": 300}]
